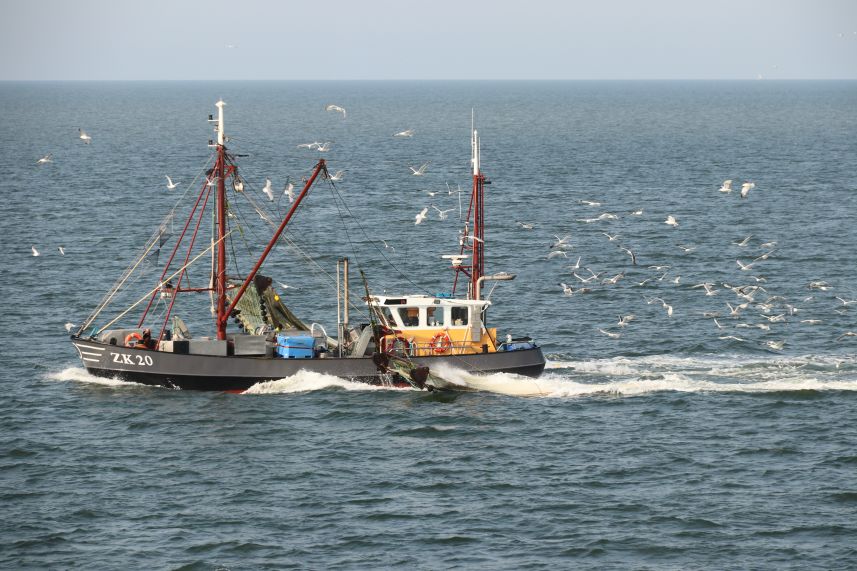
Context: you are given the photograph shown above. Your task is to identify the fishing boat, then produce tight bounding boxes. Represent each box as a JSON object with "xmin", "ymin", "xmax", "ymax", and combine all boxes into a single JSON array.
[{"xmin": 70, "ymin": 101, "xmax": 545, "ymax": 391}]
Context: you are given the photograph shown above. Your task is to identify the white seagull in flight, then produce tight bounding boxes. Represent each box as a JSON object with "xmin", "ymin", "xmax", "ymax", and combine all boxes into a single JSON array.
[
  {"xmin": 37, "ymin": 153, "xmax": 53, "ymax": 164},
  {"xmin": 165, "ymin": 175, "xmax": 179, "ymax": 190},
  {"xmin": 415, "ymin": 207, "xmax": 429, "ymax": 225},
  {"xmin": 262, "ymin": 178, "xmax": 274, "ymax": 201},
  {"xmin": 664, "ymin": 215, "xmax": 678, "ymax": 227},
  {"xmin": 78, "ymin": 128, "xmax": 92, "ymax": 144},
  {"xmin": 409, "ymin": 162, "xmax": 429, "ymax": 176},
  {"xmin": 432, "ymin": 205, "xmax": 454, "ymax": 220},
  {"xmin": 719, "ymin": 180, "xmax": 733, "ymax": 193},
  {"xmin": 740, "ymin": 181, "xmax": 755, "ymax": 198},
  {"xmin": 31, "ymin": 246, "xmax": 40, "ymax": 257},
  {"xmin": 394, "ymin": 129, "xmax": 415, "ymax": 137}
]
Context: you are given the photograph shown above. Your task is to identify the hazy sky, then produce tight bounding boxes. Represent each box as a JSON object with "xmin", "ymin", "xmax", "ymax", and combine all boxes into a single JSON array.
[{"xmin": 1, "ymin": 0, "xmax": 855, "ymax": 80}]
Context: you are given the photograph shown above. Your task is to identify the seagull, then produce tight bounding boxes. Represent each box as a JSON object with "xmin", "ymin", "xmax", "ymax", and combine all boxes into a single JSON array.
[
  {"xmin": 598, "ymin": 328, "xmax": 622, "ymax": 339},
  {"xmin": 262, "ymin": 178, "xmax": 274, "ymax": 201},
  {"xmin": 58, "ymin": 246, "xmax": 65, "ymax": 255},
  {"xmin": 393, "ymin": 129, "xmax": 414, "ymax": 137},
  {"xmin": 568, "ymin": 256, "xmax": 582, "ymax": 271},
  {"xmin": 579, "ymin": 199, "xmax": 602, "ymax": 207},
  {"xmin": 516, "ymin": 221, "xmax": 535, "ymax": 230},
  {"xmin": 617, "ymin": 314, "xmax": 635, "ymax": 327},
  {"xmin": 596, "ymin": 212, "xmax": 618, "ymax": 221},
  {"xmin": 733, "ymin": 235, "xmax": 752, "ymax": 247},
  {"xmin": 740, "ymin": 182, "xmax": 755, "ymax": 198},
  {"xmin": 602, "ymin": 232, "xmax": 620, "ymax": 241},
  {"xmin": 766, "ymin": 340, "xmax": 785, "ymax": 351},
  {"xmin": 31, "ymin": 246, "xmax": 40, "ymax": 257},
  {"xmin": 205, "ymin": 176, "xmax": 217, "ymax": 187},
  {"xmin": 719, "ymin": 335, "xmax": 745, "ymax": 342},
  {"xmin": 678, "ymin": 244, "xmax": 696, "ymax": 254},
  {"xmin": 325, "ymin": 104, "xmax": 346, "ymax": 118},
  {"xmin": 559, "ymin": 283, "xmax": 574, "ymax": 296},
  {"xmin": 547, "ymin": 250, "xmax": 569, "ymax": 259},
  {"xmin": 234, "ymin": 178, "xmax": 245, "ymax": 192},
  {"xmin": 736, "ymin": 259, "xmax": 754, "ymax": 271},
  {"xmin": 329, "ymin": 170, "xmax": 345, "ymax": 182},
  {"xmin": 719, "ymin": 179, "xmax": 733, "ymax": 193},
  {"xmin": 836, "ymin": 297, "xmax": 857, "ymax": 306},
  {"xmin": 664, "ymin": 215, "xmax": 678, "ymax": 227},
  {"xmin": 415, "ymin": 207, "xmax": 429, "ymax": 225},
  {"xmin": 297, "ymin": 142, "xmax": 320, "ymax": 149},
  {"xmin": 409, "ymin": 162, "xmax": 429, "ymax": 176},
  {"xmin": 316, "ymin": 141, "xmax": 332, "ymax": 152},
  {"xmin": 618, "ymin": 245, "xmax": 637, "ymax": 265},
  {"xmin": 837, "ymin": 331, "xmax": 857, "ymax": 341},
  {"xmin": 760, "ymin": 241, "xmax": 777, "ymax": 249},
  {"xmin": 165, "ymin": 175, "xmax": 179, "ymax": 190},
  {"xmin": 713, "ymin": 318, "xmax": 725, "ymax": 329},
  {"xmin": 602, "ymin": 272, "xmax": 625, "ymax": 285},
  {"xmin": 726, "ymin": 302, "xmax": 748, "ymax": 317},
  {"xmin": 432, "ymin": 205, "xmax": 453, "ymax": 220},
  {"xmin": 629, "ymin": 208, "xmax": 644, "ymax": 216},
  {"xmin": 284, "ymin": 181, "xmax": 295, "ymax": 202},
  {"xmin": 78, "ymin": 128, "xmax": 92, "ymax": 144},
  {"xmin": 382, "ymin": 239, "xmax": 395, "ymax": 253},
  {"xmin": 37, "ymin": 153, "xmax": 53, "ymax": 164},
  {"xmin": 64, "ymin": 322, "xmax": 76, "ymax": 332},
  {"xmin": 550, "ymin": 235, "xmax": 572, "ymax": 250}
]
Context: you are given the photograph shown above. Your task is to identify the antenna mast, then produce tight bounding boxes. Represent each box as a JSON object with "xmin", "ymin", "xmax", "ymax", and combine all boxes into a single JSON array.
[
  {"xmin": 213, "ymin": 100, "xmax": 228, "ymax": 340},
  {"xmin": 469, "ymin": 111, "xmax": 486, "ymax": 299}
]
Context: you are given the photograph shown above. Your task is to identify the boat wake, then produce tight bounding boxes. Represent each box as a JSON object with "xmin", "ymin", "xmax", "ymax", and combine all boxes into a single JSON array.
[
  {"xmin": 46, "ymin": 367, "xmax": 147, "ymax": 388},
  {"xmin": 243, "ymin": 371, "xmax": 413, "ymax": 395}
]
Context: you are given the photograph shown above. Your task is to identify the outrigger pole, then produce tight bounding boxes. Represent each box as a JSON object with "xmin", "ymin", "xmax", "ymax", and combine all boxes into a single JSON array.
[{"xmin": 217, "ymin": 158, "xmax": 327, "ymax": 337}]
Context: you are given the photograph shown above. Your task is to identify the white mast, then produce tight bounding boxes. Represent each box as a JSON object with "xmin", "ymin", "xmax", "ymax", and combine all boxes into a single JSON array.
[
  {"xmin": 215, "ymin": 100, "xmax": 226, "ymax": 145},
  {"xmin": 471, "ymin": 109, "xmax": 480, "ymax": 176}
]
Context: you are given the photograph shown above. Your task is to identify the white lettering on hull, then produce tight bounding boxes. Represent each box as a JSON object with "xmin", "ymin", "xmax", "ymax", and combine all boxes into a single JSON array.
[{"xmin": 110, "ymin": 352, "xmax": 154, "ymax": 367}]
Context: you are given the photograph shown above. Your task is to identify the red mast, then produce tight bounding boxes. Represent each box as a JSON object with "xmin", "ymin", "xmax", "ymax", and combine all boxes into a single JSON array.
[
  {"xmin": 214, "ymin": 100, "xmax": 228, "ymax": 341},
  {"xmin": 470, "ymin": 119, "xmax": 485, "ymax": 299}
]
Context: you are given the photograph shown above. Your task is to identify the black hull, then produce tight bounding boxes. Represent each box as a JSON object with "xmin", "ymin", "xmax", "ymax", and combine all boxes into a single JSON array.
[{"xmin": 71, "ymin": 337, "xmax": 546, "ymax": 392}]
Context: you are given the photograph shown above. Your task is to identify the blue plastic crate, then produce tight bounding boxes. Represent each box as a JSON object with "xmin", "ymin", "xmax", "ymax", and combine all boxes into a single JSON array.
[{"xmin": 275, "ymin": 335, "xmax": 315, "ymax": 359}]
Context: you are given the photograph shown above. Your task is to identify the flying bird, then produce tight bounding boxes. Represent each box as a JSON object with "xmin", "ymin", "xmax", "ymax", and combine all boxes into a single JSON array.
[
  {"xmin": 414, "ymin": 207, "xmax": 429, "ymax": 225},
  {"xmin": 284, "ymin": 181, "xmax": 295, "ymax": 202},
  {"xmin": 58, "ymin": 246, "xmax": 65, "ymax": 255},
  {"xmin": 325, "ymin": 104, "xmax": 346, "ymax": 118},
  {"xmin": 394, "ymin": 129, "xmax": 414, "ymax": 137},
  {"xmin": 315, "ymin": 141, "xmax": 332, "ymax": 152},
  {"xmin": 64, "ymin": 322, "xmax": 76, "ymax": 332},
  {"xmin": 409, "ymin": 162, "xmax": 430, "ymax": 176},
  {"xmin": 31, "ymin": 246, "xmax": 40, "ymax": 257},
  {"xmin": 559, "ymin": 283, "xmax": 574, "ymax": 296},
  {"xmin": 664, "ymin": 215, "xmax": 678, "ymax": 227},
  {"xmin": 165, "ymin": 175, "xmax": 179, "ymax": 190},
  {"xmin": 432, "ymin": 205, "xmax": 454, "ymax": 220},
  {"xmin": 719, "ymin": 180, "xmax": 733, "ymax": 193},
  {"xmin": 740, "ymin": 182, "xmax": 755, "ymax": 198},
  {"xmin": 598, "ymin": 328, "xmax": 622, "ymax": 339},
  {"xmin": 78, "ymin": 128, "xmax": 92, "ymax": 144},
  {"xmin": 329, "ymin": 170, "xmax": 345, "ymax": 182},
  {"xmin": 516, "ymin": 221, "xmax": 535, "ymax": 230},
  {"xmin": 262, "ymin": 178, "xmax": 274, "ymax": 201},
  {"xmin": 37, "ymin": 153, "xmax": 53, "ymax": 164}
]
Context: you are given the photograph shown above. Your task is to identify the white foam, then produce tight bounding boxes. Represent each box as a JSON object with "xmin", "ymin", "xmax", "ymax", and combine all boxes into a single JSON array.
[
  {"xmin": 243, "ymin": 370, "xmax": 412, "ymax": 395},
  {"xmin": 46, "ymin": 366, "xmax": 145, "ymax": 388}
]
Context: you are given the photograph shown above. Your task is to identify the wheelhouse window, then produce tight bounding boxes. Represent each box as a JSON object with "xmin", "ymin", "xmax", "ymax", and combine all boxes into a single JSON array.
[
  {"xmin": 450, "ymin": 306, "xmax": 469, "ymax": 326},
  {"xmin": 402, "ymin": 307, "xmax": 420, "ymax": 327},
  {"xmin": 426, "ymin": 306, "xmax": 440, "ymax": 327}
]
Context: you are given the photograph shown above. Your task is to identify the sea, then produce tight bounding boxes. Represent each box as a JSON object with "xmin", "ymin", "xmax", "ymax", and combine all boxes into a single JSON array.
[{"xmin": 2, "ymin": 80, "xmax": 857, "ymax": 569}]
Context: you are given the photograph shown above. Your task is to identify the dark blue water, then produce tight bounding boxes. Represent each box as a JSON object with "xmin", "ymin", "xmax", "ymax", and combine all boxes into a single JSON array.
[{"xmin": 2, "ymin": 81, "xmax": 857, "ymax": 569}]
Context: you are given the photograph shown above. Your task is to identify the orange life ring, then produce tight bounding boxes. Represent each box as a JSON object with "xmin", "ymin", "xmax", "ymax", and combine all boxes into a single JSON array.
[
  {"xmin": 381, "ymin": 335, "xmax": 411, "ymax": 354},
  {"xmin": 125, "ymin": 332, "xmax": 143, "ymax": 347},
  {"xmin": 431, "ymin": 332, "xmax": 452, "ymax": 354}
]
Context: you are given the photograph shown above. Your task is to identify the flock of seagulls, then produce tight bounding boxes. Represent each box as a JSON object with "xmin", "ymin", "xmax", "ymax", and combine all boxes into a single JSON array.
[{"xmin": 532, "ymin": 177, "xmax": 857, "ymax": 351}]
